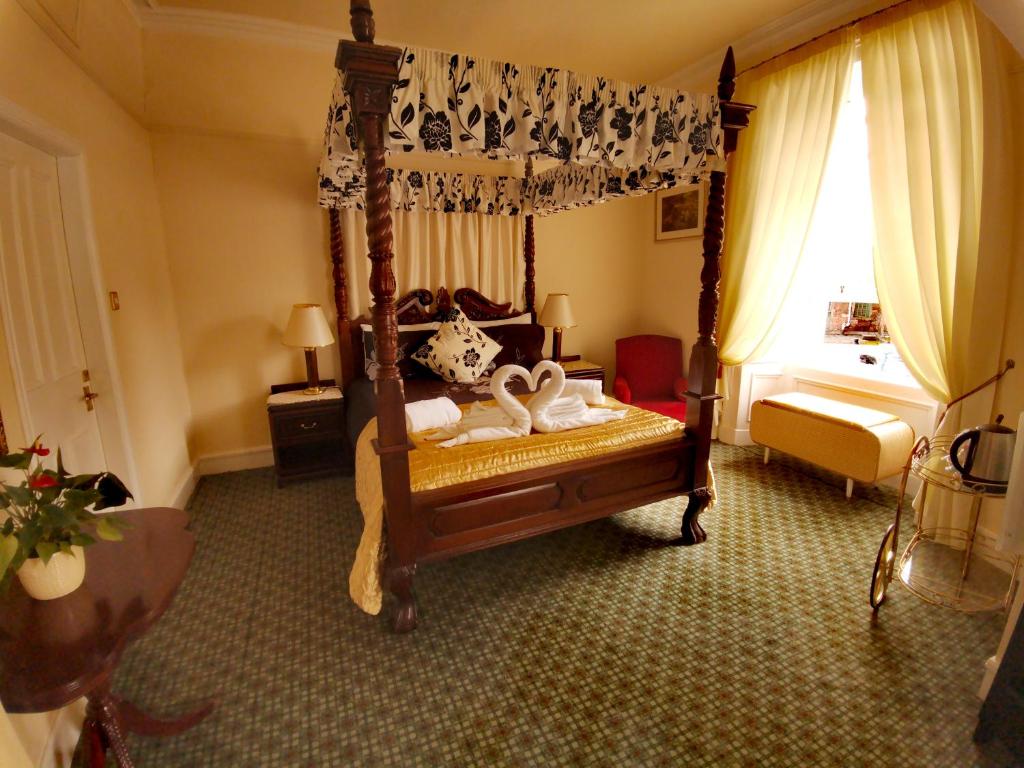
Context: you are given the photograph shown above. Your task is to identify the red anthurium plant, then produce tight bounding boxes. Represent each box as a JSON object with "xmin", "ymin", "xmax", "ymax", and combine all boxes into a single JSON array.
[{"xmin": 0, "ymin": 437, "xmax": 132, "ymax": 590}]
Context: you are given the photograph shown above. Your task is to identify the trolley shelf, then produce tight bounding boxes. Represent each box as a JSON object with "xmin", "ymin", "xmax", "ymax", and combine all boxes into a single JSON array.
[
  {"xmin": 898, "ymin": 528, "xmax": 1018, "ymax": 613},
  {"xmin": 909, "ymin": 436, "xmax": 1008, "ymax": 497},
  {"xmin": 870, "ymin": 435, "xmax": 1019, "ymax": 614}
]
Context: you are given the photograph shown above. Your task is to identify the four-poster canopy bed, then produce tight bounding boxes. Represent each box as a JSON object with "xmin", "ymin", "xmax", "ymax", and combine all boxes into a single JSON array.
[{"xmin": 320, "ymin": 0, "xmax": 753, "ymax": 632}]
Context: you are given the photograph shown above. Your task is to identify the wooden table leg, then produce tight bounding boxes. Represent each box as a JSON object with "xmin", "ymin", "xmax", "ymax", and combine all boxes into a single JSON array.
[
  {"xmin": 112, "ymin": 694, "xmax": 215, "ymax": 737},
  {"xmin": 86, "ymin": 693, "xmax": 134, "ymax": 768},
  {"xmin": 85, "ymin": 687, "xmax": 215, "ymax": 767}
]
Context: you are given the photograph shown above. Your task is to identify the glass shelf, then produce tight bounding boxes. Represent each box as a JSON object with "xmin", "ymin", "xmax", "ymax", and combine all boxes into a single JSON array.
[
  {"xmin": 909, "ymin": 436, "xmax": 1009, "ymax": 497},
  {"xmin": 898, "ymin": 528, "xmax": 1019, "ymax": 612}
]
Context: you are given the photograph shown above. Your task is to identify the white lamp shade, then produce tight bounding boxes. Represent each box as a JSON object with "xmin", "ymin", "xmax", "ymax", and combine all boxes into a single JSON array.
[
  {"xmin": 282, "ymin": 304, "xmax": 335, "ymax": 348},
  {"xmin": 539, "ymin": 293, "xmax": 576, "ymax": 328}
]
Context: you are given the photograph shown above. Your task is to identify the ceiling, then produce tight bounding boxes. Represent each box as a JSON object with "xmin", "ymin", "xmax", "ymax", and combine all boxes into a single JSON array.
[{"xmin": 146, "ymin": 0, "xmax": 820, "ymax": 83}]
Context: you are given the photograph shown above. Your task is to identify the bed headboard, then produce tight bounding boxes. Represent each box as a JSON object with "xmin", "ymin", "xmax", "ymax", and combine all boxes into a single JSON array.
[{"xmin": 344, "ymin": 287, "xmax": 531, "ymax": 386}]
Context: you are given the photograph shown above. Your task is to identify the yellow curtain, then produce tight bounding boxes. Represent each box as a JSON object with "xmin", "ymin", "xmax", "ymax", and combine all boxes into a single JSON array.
[
  {"xmin": 861, "ymin": 0, "xmax": 1018, "ymax": 533},
  {"xmin": 340, "ymin": 210, "xmax": 525, "ymax": 319},
  {"xmin": 717, "ymin": 31, "xmax": 856, "ymax": 366},
  {"xmin": 860, "ymin": 0, "xmax": 984, "ymax": 406}
]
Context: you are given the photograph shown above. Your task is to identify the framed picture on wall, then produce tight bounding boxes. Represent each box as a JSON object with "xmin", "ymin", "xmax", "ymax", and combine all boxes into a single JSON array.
[{"xmin": 655, "ymin": 183, "xmax": 705, "ymax": 240}]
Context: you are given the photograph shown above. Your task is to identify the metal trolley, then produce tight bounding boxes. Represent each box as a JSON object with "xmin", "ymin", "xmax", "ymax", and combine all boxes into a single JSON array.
[{"xmin": 870, "ymin": 435, "xmax": 1020, "ymax": 614}]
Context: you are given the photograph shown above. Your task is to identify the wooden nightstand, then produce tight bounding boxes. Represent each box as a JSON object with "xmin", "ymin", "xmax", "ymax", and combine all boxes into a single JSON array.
[
  {"xmin": 559, "ymin": 359, "xmax": 605, "ymax": 388},
  {"xmin": 267, "ymin": 381, "xmax": 346, "ymax": 486}
]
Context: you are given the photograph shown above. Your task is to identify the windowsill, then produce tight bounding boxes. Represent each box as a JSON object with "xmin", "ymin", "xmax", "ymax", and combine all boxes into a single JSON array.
[{"xmin": 783, "ymin": 343, "xmax": 933, "ymax": 404}]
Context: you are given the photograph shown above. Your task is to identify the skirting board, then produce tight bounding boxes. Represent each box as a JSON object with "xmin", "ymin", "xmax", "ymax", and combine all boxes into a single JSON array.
[
  {"xmin": 197, "ymin": 445, "xmax": 274, "ymax": 477},
  {"xmin": 168, "ymin": 446, "xmax": 274, "ymax": 509}
]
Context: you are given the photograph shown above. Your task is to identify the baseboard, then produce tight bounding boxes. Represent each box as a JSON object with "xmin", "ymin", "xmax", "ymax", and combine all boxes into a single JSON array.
[
  {"xmin": 718, "ymin": 427, "xmax": 753, "ymax": 446},
  {"xmin": 196, "ymin": 445, "xmax": 274, "ymax": 476},
  {"xmin": 169, "ymin": 462, "xmax": 199, "ymax": 509}
]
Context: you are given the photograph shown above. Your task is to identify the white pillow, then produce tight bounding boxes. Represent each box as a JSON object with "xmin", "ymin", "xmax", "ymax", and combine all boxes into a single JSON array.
[{"xmin": 412, "ymin": 310, "xmax": 502, "ymax": 383}]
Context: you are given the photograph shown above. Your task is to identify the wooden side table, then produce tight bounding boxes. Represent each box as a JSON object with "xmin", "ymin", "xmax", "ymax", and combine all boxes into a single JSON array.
[
  {"xmin": 0, "ymin": 508, "xmax": 214, "ymax": 768},
  {"xmin": 559, "ymin": 359, "xmax": 605, "ymax": 388},
  {"xmin": 268, "ymin": 382, "xmax": 346, "ymax": 486}
]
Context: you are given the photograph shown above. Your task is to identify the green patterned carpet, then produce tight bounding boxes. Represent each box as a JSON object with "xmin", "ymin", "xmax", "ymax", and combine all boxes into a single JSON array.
[{"xmin": 115, "ymin": 443, "xmax": 1012, "ymax": 767}]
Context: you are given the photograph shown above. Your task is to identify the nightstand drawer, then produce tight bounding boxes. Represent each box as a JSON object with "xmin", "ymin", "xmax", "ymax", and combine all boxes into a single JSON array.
[{"xmin": 273, "ymin": 407, "xmax": 343, "ymax": 442}]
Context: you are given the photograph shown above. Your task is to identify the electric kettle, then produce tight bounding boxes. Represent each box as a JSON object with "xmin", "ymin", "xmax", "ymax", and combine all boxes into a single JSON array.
[{"xmin": 948, "ymin": 414, "xmax": 1017, "ymax": 488}]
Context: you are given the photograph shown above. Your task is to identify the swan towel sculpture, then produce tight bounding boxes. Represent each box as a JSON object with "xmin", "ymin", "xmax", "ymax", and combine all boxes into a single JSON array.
[{"xmin": 427, "ymin": 361, "xmax": 625, "ymax": 447}]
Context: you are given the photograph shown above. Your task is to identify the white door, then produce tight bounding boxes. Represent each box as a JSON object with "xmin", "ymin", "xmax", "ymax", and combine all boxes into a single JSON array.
[{"xmin": 0, "ymin": 131, "xmax": 106, "ymax": 473}]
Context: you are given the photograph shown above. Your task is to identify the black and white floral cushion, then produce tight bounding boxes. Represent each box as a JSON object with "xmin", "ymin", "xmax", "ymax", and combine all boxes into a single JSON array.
[{"xmin": 412, "ymin": 309, "xmax": 501, "ymax": 383}]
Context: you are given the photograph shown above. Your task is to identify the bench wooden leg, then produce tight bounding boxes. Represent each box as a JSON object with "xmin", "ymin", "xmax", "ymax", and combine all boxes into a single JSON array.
[
  {"xmin": 846, "ymin": 478, "xmax": 854, "ymax": 499},
  {"xmin": 763, "ymin": 447, "xmax": 770, "ymax": 465}
]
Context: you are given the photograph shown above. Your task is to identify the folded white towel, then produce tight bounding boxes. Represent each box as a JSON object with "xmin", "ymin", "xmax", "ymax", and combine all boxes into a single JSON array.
[
  {"xmin": 405, "ymin": 397, "xmax": 461, "ymax": 433},
  {"xmin": 434, "ymin": 365, "xmax": 534, "ymax": 448},
  {"xmin": 540, "ymin": 378, "xmax": 605, "ymax": 405},
  {"xmin": 529, "ymin": 361, "xmax": 626, "ymax": 433}
]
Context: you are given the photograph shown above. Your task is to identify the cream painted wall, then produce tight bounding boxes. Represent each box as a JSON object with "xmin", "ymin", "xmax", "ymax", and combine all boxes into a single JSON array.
[
  {"xmin": 0, "ymin": 0, "xmax": 193, "ymax": 505},
  {"xmin": 150, "ymin": 131, "xmax": 336, "ymax": 458},
  {"xmin": 15, "ymin": 0, "xmax": 146, "ymax": 117},
  {"xmin": 993, "ymin": 64, "xmax": 1024, "ymax": 424},
  {"xmin": 534, "ymin": 197, "xmax": 648, "ymax": 376},
  {"xmin": 635, "ymin": 199, "xmax": 706, "ymax": 373}
]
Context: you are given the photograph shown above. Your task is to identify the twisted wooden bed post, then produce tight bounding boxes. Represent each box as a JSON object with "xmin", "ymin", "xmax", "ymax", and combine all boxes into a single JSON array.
[
  {"xmin": 523, "ymin": 158, "xmax": 537, "ymax": 321},
  {"xmin": 680, "ymin": 47, "xmax": 754, "ymax": 545},
  {"xmin": 328, "ymin": 209, "xmax": 356, "ymax": 386},
  {"xmin": 340, "ymin": 0, "xmax": 418, "ymax": 632}
]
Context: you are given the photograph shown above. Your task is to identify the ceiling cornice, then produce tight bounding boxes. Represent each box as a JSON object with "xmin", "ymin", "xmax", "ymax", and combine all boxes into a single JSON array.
[
  {"xmin": 138, "ymin": 6, "xmax": 339, "ymax": 51},
  {"xmin": 136, "ymin": 3, "xmax": 403, "ymax": 53},
  {"xmin": 659, "ymin": 0, "xmax": 891, "ymax": 88}
]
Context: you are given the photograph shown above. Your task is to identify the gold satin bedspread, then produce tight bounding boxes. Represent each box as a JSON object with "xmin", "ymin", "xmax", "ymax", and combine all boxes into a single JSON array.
[{"xmin": 351, "ymin": 398, "xmax": 702, "ymax": 615}]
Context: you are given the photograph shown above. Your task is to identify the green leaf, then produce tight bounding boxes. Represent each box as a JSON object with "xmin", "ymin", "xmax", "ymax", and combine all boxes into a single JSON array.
[
  {"xmin": 5, "ymin": 484, "xmax": 33, "ymax": 507},
  {"xmin": 56, "ymin": 447, "xmax": 69, "ymax": 479},
  {"xmin": 70, "ymin": 532, "xmax": 95, "ymax": 547},
  {"xmin": 0, "ymin": 452, "xmax": 31, "ymax": 470},
  {"xmin": 0, "ymin": 533, "xmax": 18, "ymax": 577},
  {"xmin": 95, "ymin": 517, "xmax": 123, "ymax": 541},
  {"xmin": 63, "ymin": 488, "xmax": 101, "ymax": 512},
  {"xmin": 59, "ymin": 541, "xmax": 72, "ymax": 556},
  {"xmin": 35, "ymin": 540, "xmax": 57, "ymax": 564},
  {"xmin": 68, "ymin": 473, "xmax": 100, "ymax": 491}
]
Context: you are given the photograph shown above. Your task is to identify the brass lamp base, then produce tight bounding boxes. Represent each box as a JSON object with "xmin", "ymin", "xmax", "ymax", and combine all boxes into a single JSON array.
[{"xmin": 302, "ymin": 348, "xmax": 324, "ymax": 395}]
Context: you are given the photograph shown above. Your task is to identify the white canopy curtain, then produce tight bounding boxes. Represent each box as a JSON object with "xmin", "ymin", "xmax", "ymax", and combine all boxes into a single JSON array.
[
  {"xmin": 716, "ymin": 31, "xmax": 856, "ymax": 366},
  {"xmin": 861, "ymin": 0, "xmax": 1016, "ymax": 533},
  {"xmin": 338, "ymin": 208, "xmax": 524, "ymax": 318}
]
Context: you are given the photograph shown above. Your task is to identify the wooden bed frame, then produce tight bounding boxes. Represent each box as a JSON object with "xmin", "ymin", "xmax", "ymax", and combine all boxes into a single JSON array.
[{"xmin": 328, "ymin": 0, "xmax": 753, "ymax": 632}]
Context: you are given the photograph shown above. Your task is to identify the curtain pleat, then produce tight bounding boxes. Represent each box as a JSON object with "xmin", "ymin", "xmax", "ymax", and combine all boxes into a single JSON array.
[
  {"xmin": 340, "ymin": 210, "xmax": 524, "ymax": 319},
  {"xmin": 861, "ymin": 0, "xmax": 1021, "ymax": 535},
  {"xmin": 717, "ymin": 31, "xmax": 856, "ymax": 366}
]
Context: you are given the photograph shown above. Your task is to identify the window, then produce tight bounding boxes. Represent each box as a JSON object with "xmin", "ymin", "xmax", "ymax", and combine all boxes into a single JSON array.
[{"xmin": 766, "ymin": 60, "xmax": 917, "ymax": 387}]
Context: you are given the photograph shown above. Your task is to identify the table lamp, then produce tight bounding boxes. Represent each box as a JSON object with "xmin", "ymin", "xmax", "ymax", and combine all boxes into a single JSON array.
[
  {"xmin": 539, "ymin": 293, "xmax": 576, "ymax": 362},
  {"xmin": 282, "ymin": 303, "xmax": 335, "ymax": 394}
]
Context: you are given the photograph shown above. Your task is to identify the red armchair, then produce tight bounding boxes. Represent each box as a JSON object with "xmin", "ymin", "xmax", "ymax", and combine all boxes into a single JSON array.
[{"xmin": 613, "ymin": 335, "xmax": 688, "ymax": 422}]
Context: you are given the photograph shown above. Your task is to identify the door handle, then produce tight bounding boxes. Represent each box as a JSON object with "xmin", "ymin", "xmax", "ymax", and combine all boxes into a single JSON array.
[{"xmin": 82, "ymin": 384, "xmax": 99, "ymax": 412}]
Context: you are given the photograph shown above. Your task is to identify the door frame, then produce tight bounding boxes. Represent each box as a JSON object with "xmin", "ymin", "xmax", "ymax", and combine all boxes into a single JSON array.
[{"xmin": 0, "ymin": 96, "xmax": 142, "ymax": 505}]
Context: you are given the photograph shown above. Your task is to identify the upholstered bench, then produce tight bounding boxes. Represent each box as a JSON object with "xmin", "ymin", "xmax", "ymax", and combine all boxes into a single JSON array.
[{"xmin": 750, "ymin": 392, "xmax": 915, "ymax": 498}]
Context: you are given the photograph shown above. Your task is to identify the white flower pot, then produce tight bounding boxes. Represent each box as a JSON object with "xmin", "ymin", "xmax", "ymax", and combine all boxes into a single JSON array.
[{"xmin": 17, "ymin": 546, "xmax": 86, "ymax": 600}]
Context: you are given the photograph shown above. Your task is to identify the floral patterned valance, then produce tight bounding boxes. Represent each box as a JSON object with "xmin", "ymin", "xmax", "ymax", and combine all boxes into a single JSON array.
[{"xmin": 317, "ymin": 45, "xmax": 723, "ymax": 215}]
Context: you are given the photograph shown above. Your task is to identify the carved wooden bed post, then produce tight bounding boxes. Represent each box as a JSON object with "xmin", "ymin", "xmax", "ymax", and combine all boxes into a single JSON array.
[
  {"xmin": 340, "ymin": 0, "xmax": 419, "ymax": 631},
  {"xmin": 680, "ymin": 47, "xmax": 753, "ymax": 545},
  {"xmin": 328, "ymin": 208, "xmax": 356, "ymax": 386},
  {"xmin": 523, "ymin": 158, "xmax": 537, "ymax": 322}
]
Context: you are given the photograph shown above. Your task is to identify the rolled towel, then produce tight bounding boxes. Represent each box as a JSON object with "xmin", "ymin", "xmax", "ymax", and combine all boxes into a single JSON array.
[
  {"xmin": 540, "ymin": 378, "xmax": 604, "ymax": 405},
  {"xmin": 405, "ymin": 397, "xmax": 461, "ymax": 433}
]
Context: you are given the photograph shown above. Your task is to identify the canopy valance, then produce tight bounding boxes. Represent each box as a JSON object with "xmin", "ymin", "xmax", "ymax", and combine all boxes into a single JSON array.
[{"xmin": 317, "ymin": 46, "xmax": 724, "ymax": 215}]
